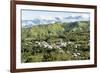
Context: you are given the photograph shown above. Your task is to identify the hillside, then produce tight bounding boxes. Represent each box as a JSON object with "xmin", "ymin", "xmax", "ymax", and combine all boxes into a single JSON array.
[{"xmin": 21, "ymin": 21, "xmax": 90, "ymax": 63}]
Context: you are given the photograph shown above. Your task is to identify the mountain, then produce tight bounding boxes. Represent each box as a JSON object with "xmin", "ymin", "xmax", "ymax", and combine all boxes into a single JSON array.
[
  {"xmin": 22, "ymin": 15, "xmax": 89, "ymax": 27},
  {"xmin": 63, "ymin": 21, "xmax": 90, "ymax": 32}
]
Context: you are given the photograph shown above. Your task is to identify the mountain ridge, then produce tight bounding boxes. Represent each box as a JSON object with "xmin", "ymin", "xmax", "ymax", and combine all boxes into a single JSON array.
[{"xmin": 22, "ymin": 15, "xmax": 89, "ymax": 27}]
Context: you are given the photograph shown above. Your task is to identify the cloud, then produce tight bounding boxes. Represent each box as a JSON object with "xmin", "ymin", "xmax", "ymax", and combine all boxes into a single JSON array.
[{"xmin": 22, "ymin": 10, "xmax": 90, "ymax": 26}]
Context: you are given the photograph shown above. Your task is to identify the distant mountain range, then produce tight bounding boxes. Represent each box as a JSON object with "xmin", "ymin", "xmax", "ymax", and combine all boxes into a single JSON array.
[{"xmin": 22, "ymin": 15, "xmax": 89, "ymax": 27}]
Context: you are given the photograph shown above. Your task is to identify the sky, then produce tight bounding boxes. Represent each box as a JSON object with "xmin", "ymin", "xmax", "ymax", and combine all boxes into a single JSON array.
[
  {"xmin": 21, "ymin": 9, "xmax": 90, "ymax": 26},
  {"xmin": 21, "ymin": 9, "xmax": 90, "ymax": 21}
]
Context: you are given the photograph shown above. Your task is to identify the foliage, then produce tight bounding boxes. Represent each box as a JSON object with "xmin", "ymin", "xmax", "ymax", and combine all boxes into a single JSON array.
[{"xmin": 21, "ymin": 21, "xmax": 90, "ymax": 63}]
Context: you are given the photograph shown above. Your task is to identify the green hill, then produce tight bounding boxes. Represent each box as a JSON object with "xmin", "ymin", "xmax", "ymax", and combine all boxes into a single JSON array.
[{"xmin": 21, "ymin": 21, "xmax": 90, "ymax": 63}]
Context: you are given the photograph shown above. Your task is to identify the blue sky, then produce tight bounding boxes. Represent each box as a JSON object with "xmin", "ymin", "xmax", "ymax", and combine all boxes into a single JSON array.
[
  {"xmin": 21, "ymin": 10, "xmax": 90, "ymax": 26},
  {"xmin": 21, "ymin": 9, "xmax": 90, "ymax": 21}
]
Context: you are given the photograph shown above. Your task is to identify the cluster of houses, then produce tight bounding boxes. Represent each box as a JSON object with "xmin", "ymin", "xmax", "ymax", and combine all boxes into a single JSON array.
[
  {"xmin": 31, "ymin": 39, "xmax": 89, "ymax": 57},
  {"xmin": 34, "ymin": 39, "xmax": 89, "ymax": 57},
  {"xmin": 34, "ymin": 39, "xmax": 67, "ymax": 50},
  {"xmin": 34, "ymin": 39, "xmax": 82, "ymax": 49}
]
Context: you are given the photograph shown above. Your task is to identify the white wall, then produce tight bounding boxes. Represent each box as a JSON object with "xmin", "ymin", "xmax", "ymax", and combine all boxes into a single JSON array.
[{"xmin": 0, "ymin": 0, "xmax": 100, "ymax": 73}]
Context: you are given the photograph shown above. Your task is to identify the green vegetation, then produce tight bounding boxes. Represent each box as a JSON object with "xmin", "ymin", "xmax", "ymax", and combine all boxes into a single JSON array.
[{"xmin": 21, "ymin": 21, "xmax": 90, "ymax": 63}]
